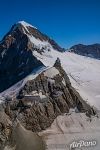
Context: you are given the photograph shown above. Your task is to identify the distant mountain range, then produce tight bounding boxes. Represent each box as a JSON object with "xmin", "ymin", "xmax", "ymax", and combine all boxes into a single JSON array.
[{"xmin": 69, "ymin": 43, "xmax": 100, "ymax": 59}]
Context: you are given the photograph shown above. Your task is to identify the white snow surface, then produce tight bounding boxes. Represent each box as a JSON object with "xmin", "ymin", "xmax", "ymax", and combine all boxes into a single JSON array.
[
  {"xmin": 39, "ymin": 112, "xmax": 100, "ymax": 150},
  {"xmin": 28, "ymin": 35, "xmax": 52, "ymax": 50},
  {"xmin": 18, "ymin": 21, "xmax": 37, "ymax": 29},
  {"xmin": 44, "ymin": 67, "xmax": 59, "ymax": 78}
]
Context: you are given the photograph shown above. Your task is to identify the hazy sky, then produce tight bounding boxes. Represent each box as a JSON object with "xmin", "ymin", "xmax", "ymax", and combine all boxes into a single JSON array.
[{"xmin": 0, "ymin": 0, "xmax": 100, "ymax": 48}]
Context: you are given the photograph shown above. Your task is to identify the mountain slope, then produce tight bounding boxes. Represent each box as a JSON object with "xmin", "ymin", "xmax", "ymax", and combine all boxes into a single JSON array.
[{"xmin": 69, "ymin": 43, "xmax": 100, "ymax": 59}]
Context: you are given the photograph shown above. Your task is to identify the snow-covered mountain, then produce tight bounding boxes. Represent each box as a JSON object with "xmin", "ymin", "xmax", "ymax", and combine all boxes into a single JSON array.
[
  {"xmin": 69, "ymin": 43, "xmax": 100, "ymax": 59},
  {"xmin": 0, "ymin": 21, "xmax": 100, "ymax": 110},
  {"xmin": 0, "ymin": 21, "xmax": 65, "ymax": 92},
  {"xmin": 0, "ymin": 21, "xmax": 100, "ymax": 150}
]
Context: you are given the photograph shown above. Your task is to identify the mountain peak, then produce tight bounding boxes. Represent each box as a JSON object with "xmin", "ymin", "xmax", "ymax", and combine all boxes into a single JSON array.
[
  {"xmin": 0, "ymin": 20, "xmax": 65, "ymax": 92},
  {"xmin": 17, "ymin": 20, "xmax": 37, "ymax": 29}
]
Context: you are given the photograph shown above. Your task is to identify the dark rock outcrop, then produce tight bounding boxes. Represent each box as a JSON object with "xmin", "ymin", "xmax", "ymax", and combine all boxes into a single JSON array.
[{"xmin": 0, "ymin": 110, "xmax": 12, "ymax": 150}]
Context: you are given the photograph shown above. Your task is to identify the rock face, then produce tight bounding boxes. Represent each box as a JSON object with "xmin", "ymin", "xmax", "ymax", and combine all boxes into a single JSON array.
[
  {"xmin": 0, "ymin": 21, "xmax": 65, "ymax": 92},
  {"xmin": 0, "ymin": 109, "xmax": 45, "ymax": 150},
  {"xmin": 69, "ymin": 43, "xmax": 100, "ymax": 59},
  {"xmin": 0, "ymin": 110, "xmax": 12, "ymax": 150}
]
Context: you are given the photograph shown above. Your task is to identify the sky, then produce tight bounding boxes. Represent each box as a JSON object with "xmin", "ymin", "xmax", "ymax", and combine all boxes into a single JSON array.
[{"xmin": 0, "ymin": 0, "xmax": 100, "ymax": 48}]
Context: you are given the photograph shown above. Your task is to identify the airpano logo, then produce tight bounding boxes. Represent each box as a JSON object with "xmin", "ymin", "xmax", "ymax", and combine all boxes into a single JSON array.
[{"xmin": 70, "ymin": 140, "xmax": 97, "ymax": 149}]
